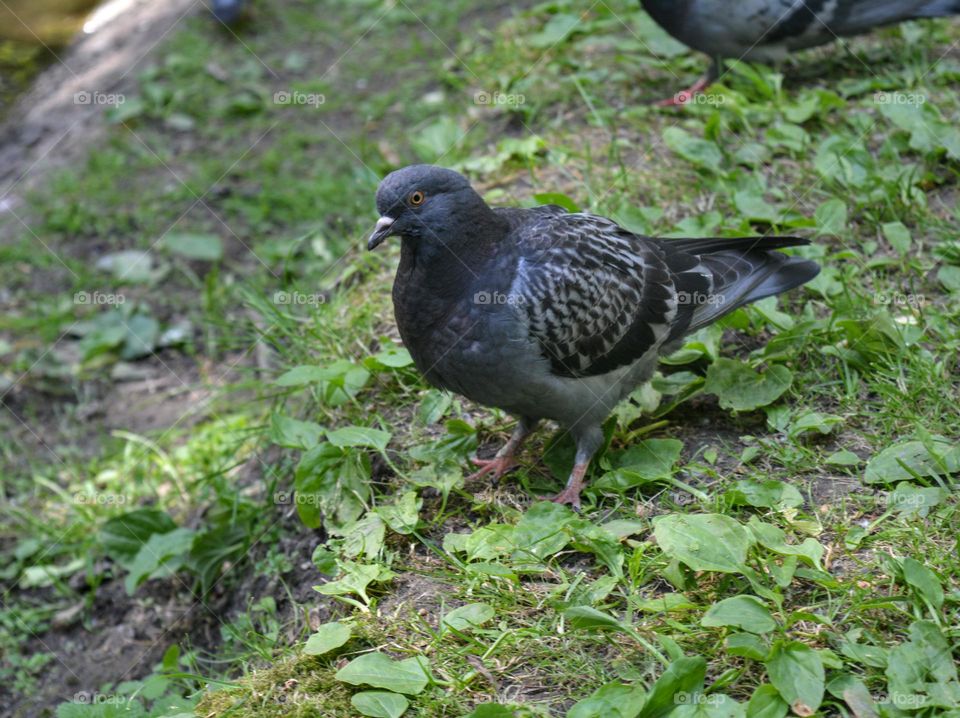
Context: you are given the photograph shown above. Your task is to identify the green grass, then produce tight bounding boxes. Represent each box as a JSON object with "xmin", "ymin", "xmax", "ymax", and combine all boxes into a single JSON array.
[{"xmin": 1, "ymin": 0, "xmax": 959, "ymax": 716}]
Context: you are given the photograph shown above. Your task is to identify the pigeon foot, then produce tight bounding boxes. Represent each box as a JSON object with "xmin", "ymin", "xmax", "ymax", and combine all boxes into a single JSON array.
[
  {"xmin": 655, "ymin": 75, "xmax": 710, "ymax": 107},
  {"xmin": 466, "ymin": 456, "xmax": 519, "ymax": 482},
  {"xmin": 542, "ymin": 462, "xmax": 588, "ymax": 510}
]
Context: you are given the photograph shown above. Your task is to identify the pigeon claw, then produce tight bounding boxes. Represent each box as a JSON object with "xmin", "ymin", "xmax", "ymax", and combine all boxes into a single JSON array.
[
  {"xmin": 655, "ymin": 76, "xmax": 711, "ymax": 107},
  {"xmin": 466, "ymin": 456, "xmax": 518, "ymax": 482},
  {"xmin": 543, "ymin": 487, "xmax": 582, "ymax": 511}
]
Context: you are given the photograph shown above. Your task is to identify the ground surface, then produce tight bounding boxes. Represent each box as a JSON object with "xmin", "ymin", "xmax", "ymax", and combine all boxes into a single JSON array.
[{"xmin": 0, "ymin": 1, "xmax": 958, "ymax": 717}]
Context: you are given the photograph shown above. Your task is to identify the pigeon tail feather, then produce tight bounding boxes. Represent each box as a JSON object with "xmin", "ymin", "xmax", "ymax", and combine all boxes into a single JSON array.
[{"xmin": 685, "ymin": 251, "xmax": 819, "ymax": 333}]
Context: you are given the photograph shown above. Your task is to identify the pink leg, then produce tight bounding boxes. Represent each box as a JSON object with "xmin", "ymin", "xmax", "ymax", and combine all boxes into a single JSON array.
[
  {"xmin": 466, "ymin": 418, "xmax": 536, "ymax": 482},
  {"xmin": 655, "ymin": 75, "xmax": 710, "ymax": 107},
  {"xmin": 466, "ymin": 455, "xmax": 519, "ymax": 481},
  {"xmin": 544, "ymin": 462, "xmax": 589, "ymax": 510}
]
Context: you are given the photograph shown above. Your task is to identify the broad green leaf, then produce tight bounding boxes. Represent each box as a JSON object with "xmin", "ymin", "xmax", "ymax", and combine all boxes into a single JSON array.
[
  {"xmin": 726, "ymin": 480, "xmax": 803, "ymax": 510},
  {"xmin": 371, "ymin": 345, "xmax": 413, "ymax": 368},
  {"xmin": 534, "ymin": 192, "xmax": 581, "ymax": 213},
  {"xmin": 939, "ymin": 265, "xmax": 960, "ymax": 292},
  {"xmin": 339, "ymin": 514, "xmax": 386, "ymax": 561},
  {"xmin": 672, "ymin": 693, "xmax": 746, "ymax": 718},
  {"xmin": 101, "ymin": 509, "xmax": 177, "ymax": 566},
  {"xmin": 121, "ymin": 314, "xmax": 160, "ymax": 360},
  {"xmin": 596, "ymin": 439, "xmax": 684, "ymax": 491},
  {"xmin": 727, "ymin": 633, "xmax": 770, "ymax": 661},
  {"xmin": 824, "ymin": 450, "xmax": 860, "ymax": 467},
  {"xmin": 161, "ymin": 232, "xmax": 223, "ymax": 261},
  {"xmin": 885, "ymin": 620, "xmax": 960, "ymax": 710},
  {"xmin": 663, "ymin": 127, "xmax": 724, "ymax": 173},
  {"xmin": 463, "ymin": 706, "xmax": 517, "ymax": 718},
  {"xmin": 567, "ymin": 519, "xmax": 625, "ymax": 578},
  {"xmin": 20, "ymin": 559, "xmax": 85, "ymax": 589},
  {"xmin": 735, "ymin": 190, "xmax": 782, "ymax": 224},
  {"xmin": 837, "ymin": 629, "xmax": 887, "ymax": 669},
  {"xmin": 788, "ymin": 411, "xmax": 842, "ymax": 439},
  {"xmin": 701, "ymin": 596, "xmax": 776, "ymax": 634},
  {"xmin": 351, "ymin": 691, "xmax": 409, "ymax": 718},
  {"xmin": 275, "ymin": 360, "xmax": 369, "ymax": 405},
  {"xmin": 528, "ymin": 13, "xmax": 581, "ymax": 48},
  {"xmin": 376, "ymin": 491, "xmax": 420, "ymax": 535},
  {"xmin": 314, "ymin": 561, "xmax": 386, "ymax": 606},
  {"xmin": 95, "ymin": 249, "xmax": 158, "ymax": 282},
  {"xmin": 511, "ymin": 501, "xmax": 574, "ymax": 562},
  {"xmin": 863, "ymin": 437, "xmax": 960, "ymax": 484},
  {"xmin": 268, "ymin": 413, "xmax": 323, "ymax": 449},
  {"xmin": 813, "ymin": 199, "xmax": 847, "ymax": 236},
  {"xmin": 442, "ymin": 603, "xmax": 495, "ymax": 632},
  {"xmin": 826, "ymin": 675, "xmax": 876, "ymax": 718},
  {"xmin": 638, "ymin": 656, "xmax": 707, "ymax": 718},
  {"xmin": 765, "ymin": 641, "xmax": 824, "ymax": 715},
  {"xmin": 188, "ymin": 524, "xmax": 249, "ymax": 595},
  {"xmin": 887, "ymin": 484, "xmax": 949, "ymax": 517},
  {"xmin": 747, "ymin": 518, "xmax": 824, "ymax": 570},
  {"xmin": 564, "ymin": 606, "xmax": 625, "ymax": 632},
  {"xmin": 900, "ymin": 558, "xmax": 944, "ymax": 610},
  {"xmin": 335, "ymin": 652, "xmax": 430, "ymax": 695},
  {"xmin": 745, "ymin": 684, "xmax": 787, "ymax": 718},
  {"xmin": 304, "ymin": 621, "xmax": 352, "ymax": 656},
  {"xmin": 124, "ymin": 528, "xmax": 196, "ymax": 594},
  {"xmin": 418, "ymin": 389, "xmax": 451, "ymax": 425},
  {"xmin": 633, "ymin": 593, "xmax": 698, "ymax": 614},
  {"xmin": 295, "ymin": 443, "xmax": 370, "ymax": 530},
  {"xmin": 568, "ymin": 682, "xmax": 647, "ymax": 718},
  {"xmin": 275, "ymin": 365, "xmax": 331, "ymax": 386},
  {"xmin": 326, "ymin": 426, "xmax": 391, "ymax": 452},
  {"xmin": 654, "ymin": 514, "xmax": 752, "ymax": 573},
  {"xmin": 882, "ymin": 221, "xmax": 912, "ymax": 255},
  {"xmin": 704, "ymin": 360, "xmax": 793, "ymax": 412}
]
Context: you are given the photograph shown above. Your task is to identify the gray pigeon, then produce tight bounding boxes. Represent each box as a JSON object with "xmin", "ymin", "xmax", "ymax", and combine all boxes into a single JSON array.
[
  {"xmin": 641, "ymin": 0, "xmax": 960, "ymax": 103},
  {"xmin": 368, "ymin": 165, "xmax": 819, "ymax": 508}
]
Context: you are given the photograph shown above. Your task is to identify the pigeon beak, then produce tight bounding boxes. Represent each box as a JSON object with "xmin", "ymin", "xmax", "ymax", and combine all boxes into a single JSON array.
[{"xmin": 367, "ymin": 216, "xmax": 396, "ymax": 250}]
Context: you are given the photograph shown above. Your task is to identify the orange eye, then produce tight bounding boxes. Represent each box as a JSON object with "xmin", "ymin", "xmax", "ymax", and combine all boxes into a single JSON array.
[{"xmin": 409, "ymin": 190, "xmax": 425, "ymax": 206}]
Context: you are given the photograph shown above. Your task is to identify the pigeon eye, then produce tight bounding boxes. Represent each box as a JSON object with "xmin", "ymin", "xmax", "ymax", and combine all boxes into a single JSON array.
[{"xmin": 409, "ymin": 191, "xmax": 425, "ymax": 207}]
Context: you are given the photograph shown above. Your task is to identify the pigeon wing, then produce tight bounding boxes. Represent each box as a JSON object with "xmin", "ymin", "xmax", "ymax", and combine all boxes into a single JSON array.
[{"xmin": 510, "ymin": 213, "xmax": 688, "ymax": 378}]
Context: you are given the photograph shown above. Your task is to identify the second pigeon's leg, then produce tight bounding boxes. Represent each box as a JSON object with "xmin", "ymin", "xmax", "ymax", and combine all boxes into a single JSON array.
[
  {"xmin": 546, "ymin": 424, "xmax": 604, "ymax": 510},
  {"xmin": 467, "ymin": 416, "xmax": 538, "ymax": 481},
  {"xmin": 655, "ymin": 57, "xmax": 721, "ymax": 107},
  {"xmin": 655, "ymin": 75, "xmax": 710, "ymax": 106}
]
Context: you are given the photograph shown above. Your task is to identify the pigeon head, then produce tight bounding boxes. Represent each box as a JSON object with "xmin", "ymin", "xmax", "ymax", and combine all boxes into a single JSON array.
[{"xmin": 368, "ymin": 165, "xmax": 490, "ymax": 250}]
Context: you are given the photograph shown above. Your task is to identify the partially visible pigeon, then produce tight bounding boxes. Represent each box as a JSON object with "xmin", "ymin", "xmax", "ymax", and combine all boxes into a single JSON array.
[
  {"xmin": 211, "ymin": 0, "xmax": 245, "ymax": 25},
  {"xmin": 369, "ymin": 165, "xmax": 819, "ymax": 508},
  {"xmin": 641, "ymin": 0, "xmax": 960, "ymax": 104}
]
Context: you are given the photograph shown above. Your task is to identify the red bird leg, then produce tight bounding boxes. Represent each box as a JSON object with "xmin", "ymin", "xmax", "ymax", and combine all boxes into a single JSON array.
[
  {"xmin": 546, "ymin": 462, "xmax": 589, "ymax": 510},
  {"xmin": 545, "ymin": 425, "xmax": 604, "ymax": 509},
  {"xmin": 467, "ymin": 417, "xmax": 537, "ymax": 481},
  {"xmin": 655, "ymin": 74, "xmax": 710, "ymax": 106}
]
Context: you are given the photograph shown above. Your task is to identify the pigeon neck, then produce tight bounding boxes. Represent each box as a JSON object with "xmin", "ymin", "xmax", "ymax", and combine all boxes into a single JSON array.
[
  {"xmin": 640, "ymin": 0, "xmax": 689, "ymax": 40},
  {"xmin": 397, "ymin": 208, "xmax": 508, "ymax": 298}
]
